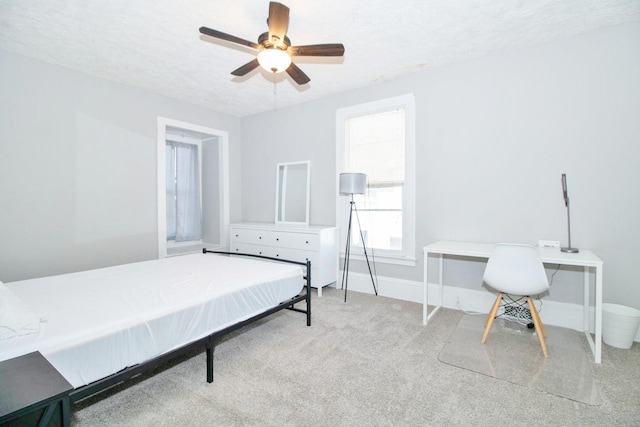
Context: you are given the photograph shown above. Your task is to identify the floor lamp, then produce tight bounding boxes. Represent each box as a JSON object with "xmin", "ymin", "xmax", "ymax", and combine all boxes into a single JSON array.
[{"xmin": 339, "ymin": 173, "xmax": 378, "ymax": 302}]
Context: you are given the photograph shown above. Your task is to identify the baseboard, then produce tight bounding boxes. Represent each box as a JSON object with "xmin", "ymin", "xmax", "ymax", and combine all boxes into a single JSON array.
[
  {"xmin": 340, "ymin": 272, "xmax": 422, "ymax": 304},
  {"xmin": 341, "ymin": 271, "xmax": 640, "ymax": 342}
]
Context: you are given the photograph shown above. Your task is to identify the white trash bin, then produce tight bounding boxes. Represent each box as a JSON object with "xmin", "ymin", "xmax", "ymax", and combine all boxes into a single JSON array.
[{"xmin": 602, "ymin": 303, "xmax": 640, "ymax": 349}]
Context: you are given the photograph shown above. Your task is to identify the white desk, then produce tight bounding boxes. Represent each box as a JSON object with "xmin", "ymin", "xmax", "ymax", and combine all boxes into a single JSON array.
[{"xmin": 423, "ymin": 241, "xmax": 604, "ymax": 363}]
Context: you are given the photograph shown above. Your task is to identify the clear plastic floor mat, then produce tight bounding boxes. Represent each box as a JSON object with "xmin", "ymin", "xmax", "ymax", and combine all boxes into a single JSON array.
[{"xmin": 438, "ymin": 314, "xmax": 601, "ymax": 405}]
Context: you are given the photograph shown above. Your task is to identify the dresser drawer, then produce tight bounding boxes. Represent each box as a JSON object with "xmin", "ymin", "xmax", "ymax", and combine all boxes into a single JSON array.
[
  {"xmin": 269, "ymin": 247, "xmax": 316, "ymax": 265},
  {"xmin": 271, "ymin": 232, "xmax": 319, "ymax": 250},
  {"xmin": 231, "ymin": 242, "xmax": 315, "ymax": 265},
  {"xmin": 230, "ymin": 243, "xmax": 271, "ymax": 257},
  {"xmin": 231, "ymin": 228, "xmax": 270, "ymax": 245},
  {"xmin": 230, "ymin": 244, "xmax": 315, "ymax": 278}
]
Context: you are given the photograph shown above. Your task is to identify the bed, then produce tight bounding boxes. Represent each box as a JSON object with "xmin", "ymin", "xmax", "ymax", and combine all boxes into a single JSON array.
[{"xmin": 0, "ymin": 250, "xmax": 311, "ymax": 402}]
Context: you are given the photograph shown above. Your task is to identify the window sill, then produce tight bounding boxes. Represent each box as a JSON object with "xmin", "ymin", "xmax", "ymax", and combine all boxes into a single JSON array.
[
  {"xmin": 166, "ymin": 242, "xmax": 224, "ymax": 257},
  {"xmin": 167, "ymin": 239, "xmax": 203, "ymax": 248},
  {"xmin": 341, "ymin": 252, "xmax": 416, "ymax": 267}
]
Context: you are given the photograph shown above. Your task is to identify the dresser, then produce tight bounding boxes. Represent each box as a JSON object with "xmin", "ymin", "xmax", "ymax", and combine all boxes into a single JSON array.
[{"xmin": 229, "ymin": 223, "xmax": 339, "ymax": 296}]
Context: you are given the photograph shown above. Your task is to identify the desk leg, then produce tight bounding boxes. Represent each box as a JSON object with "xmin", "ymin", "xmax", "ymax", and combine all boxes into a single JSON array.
[
  {"xmin": 595, "ymin": 265, "xmax": 603, "ymax": 363},
  {"xmin": 582, "ymin": 266, "xmax": 602, "ymax": 364},
  {"xmin": 423, "ymin": 252, "xmax": 443, "ymax": 325},
  {"xmin": 423, "ymin": 251, "xmax": 429, "ymax": 325},
  {"xmin": 583, "ymin": 267, "xmax": 590, "ymax": 334},
  {"xmin": 438, "ymin": 255, "xmax": 444, "ymax": 308}
]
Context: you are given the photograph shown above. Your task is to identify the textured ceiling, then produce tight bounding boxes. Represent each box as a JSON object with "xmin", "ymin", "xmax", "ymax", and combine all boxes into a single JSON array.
[{"xmin": 1, "ymin": 1, "xmax": 639, "ymax": 117}]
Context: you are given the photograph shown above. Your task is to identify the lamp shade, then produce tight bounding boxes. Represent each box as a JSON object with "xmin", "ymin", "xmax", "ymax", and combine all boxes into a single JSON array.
[
  {"xmin": 340, "ymin": 173, "xmax": 367, "ymax": 195},
  {"xmin": 257, "ymin": 48, "xmax": 292, "ymax": 73}
]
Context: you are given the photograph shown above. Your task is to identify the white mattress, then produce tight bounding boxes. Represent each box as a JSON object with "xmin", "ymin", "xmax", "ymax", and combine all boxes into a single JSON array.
[{"xmin": 0, "ymin": 253, "xmax": 303, "ymax": 387}]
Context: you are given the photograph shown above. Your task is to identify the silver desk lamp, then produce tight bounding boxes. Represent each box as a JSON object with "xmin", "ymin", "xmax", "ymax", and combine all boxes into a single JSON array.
[{"xmin": 561, "ymin": 173, "xmax": 579, "ymax": 253}]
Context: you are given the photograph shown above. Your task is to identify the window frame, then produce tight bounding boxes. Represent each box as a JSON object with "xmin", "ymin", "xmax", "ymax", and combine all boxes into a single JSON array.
[
  {"xmin": 157, "ymin": 117, "xmax": 229, "ymax": 259},
  {"xmin": 335, "ymin": 94, "xmax": 416, "ymax": 266}
]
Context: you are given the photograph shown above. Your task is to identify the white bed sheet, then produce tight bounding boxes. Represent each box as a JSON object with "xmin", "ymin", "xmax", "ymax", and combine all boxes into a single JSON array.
[{"xmin": 0, "ymin": 253, "xmax": 303, "ymax": 388}]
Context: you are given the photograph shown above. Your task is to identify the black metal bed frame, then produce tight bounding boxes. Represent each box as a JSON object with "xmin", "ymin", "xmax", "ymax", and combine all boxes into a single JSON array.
[{"xmin": 69, "ymin": 249, "xmax": 311, "ymax": 403}]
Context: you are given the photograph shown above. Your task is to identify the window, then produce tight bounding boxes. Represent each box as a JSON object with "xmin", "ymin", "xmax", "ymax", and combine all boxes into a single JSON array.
[
  {"xmin": 157, "ymin": 117, "xmax": 230, "ymax": 259},
  {"xmin": 336, "ymin": 94, "xmax": 415, "ymax": 265},
  {"xmin": 166, "ymin": 140, "xmax": 201, "ymax": 243}
]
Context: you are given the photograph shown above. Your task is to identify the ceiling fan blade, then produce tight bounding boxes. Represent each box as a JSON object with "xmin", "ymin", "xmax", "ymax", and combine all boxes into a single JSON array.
[
  {"xmin": 199, "ymin": 26, "xmax": 260, "ymax": 50},
  {"xmin": 288, "ymin": 44, "xmax": 345, "ymax": 57},
  {"xmin": 286, "ymin": 62, "xmax": 310, "ymax": 85},
  {"xmin": 267, "ymin": 2, "xmax": 290, "ymax": 48},
  {"xmin": 231, "ymin": 59, "xmax": 260, "ymax": 76}
]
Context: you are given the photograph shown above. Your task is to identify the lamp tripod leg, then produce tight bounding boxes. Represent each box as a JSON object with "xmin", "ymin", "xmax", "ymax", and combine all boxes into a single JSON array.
[{"xmin": 341, "ymin": 201, "xmax": 355, "ymax": 302}]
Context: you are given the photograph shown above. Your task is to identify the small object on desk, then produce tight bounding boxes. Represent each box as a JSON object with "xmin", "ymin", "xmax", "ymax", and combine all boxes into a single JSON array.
[
  {"xmin": 538, "ymin": 240, "xmax": 560, "ymax": 248},
  {"xmin": 0, "ymin": 351, "xmax": 73, "ymax": 427}
]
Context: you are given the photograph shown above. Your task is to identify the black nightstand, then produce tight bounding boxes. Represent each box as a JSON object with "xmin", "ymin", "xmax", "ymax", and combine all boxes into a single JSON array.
[{"xmin": 0, "ymin": 351, "xmax": 73, "ymax": 427}]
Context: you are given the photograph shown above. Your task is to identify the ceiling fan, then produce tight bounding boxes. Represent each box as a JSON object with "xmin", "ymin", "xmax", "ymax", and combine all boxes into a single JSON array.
[{"xmin": 199, "ymin": 2, "xmax": 345, "ymax": 85}]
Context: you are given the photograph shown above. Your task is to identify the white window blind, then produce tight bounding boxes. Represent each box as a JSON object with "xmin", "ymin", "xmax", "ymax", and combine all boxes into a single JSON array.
[
  {"xmin": 345, "ymin": 109, "xmax": 405, "ymax": 187},
  {"xmin": 344, "ymin": 109, "xmax": 405, "ymax": 252}
]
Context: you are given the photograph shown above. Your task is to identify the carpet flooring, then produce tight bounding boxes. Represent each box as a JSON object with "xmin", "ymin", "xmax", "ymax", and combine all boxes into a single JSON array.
[{"xmin": 72, "ymin": 287, "xmax": 640, "ymax": 426}]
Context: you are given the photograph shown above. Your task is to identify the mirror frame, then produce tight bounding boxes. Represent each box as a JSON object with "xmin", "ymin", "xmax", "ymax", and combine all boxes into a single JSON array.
[{"xmin": 275, "ymin": 161, "xmax": 310, "ymax": 225}]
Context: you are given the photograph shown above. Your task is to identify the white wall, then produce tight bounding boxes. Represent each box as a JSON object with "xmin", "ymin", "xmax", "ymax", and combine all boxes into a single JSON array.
[
  {"xmin": 202, "ymin": 140, "xmax": 221, "ymax": 244},
  {"xmin": 0, "ymin": 50, "xmax": 242, "ymax": 282},
  {"xmin": 240, "ymin": 22, "xmax": 640, "ymax": 309}
]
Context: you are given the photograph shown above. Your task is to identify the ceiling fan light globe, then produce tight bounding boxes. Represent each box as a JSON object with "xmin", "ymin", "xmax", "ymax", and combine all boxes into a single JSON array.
[{"xmin": 257, "ymin": 48, "xmax": 291, "ymax": 73}]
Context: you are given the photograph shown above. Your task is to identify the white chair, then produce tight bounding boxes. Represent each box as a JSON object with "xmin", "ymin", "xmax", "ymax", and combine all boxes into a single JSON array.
[{"xmin": 481, "ymin": 243, "xmax": 550, "ymax": 357}]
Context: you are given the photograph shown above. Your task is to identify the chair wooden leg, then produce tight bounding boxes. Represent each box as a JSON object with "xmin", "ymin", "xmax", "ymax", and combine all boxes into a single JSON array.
[
  {"xmin": 482, "ymin": 293, "xmax": 502, "ymax": 344},
  {"xmin": 527, "ymin": 297, "xmax": 548, "ymax": 357},
  {"xmin": 484, "ymin": 292, "xmax": 502, "ymax": 326},
  {"xmin": 528, "ymin": 298, "xmax": 546, "ymax": 337}
]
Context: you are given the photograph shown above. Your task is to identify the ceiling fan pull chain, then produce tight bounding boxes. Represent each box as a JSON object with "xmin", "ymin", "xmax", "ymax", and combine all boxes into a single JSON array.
[{"xmin": 273, "ymin": 73, "xmax": 278, "ymax": 110}]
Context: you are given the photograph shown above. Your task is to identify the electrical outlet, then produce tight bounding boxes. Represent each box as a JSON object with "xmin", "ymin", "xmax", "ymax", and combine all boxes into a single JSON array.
[{"xmin": 538, "ymin": 240, "xmax": 560, "ymax": 248}]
